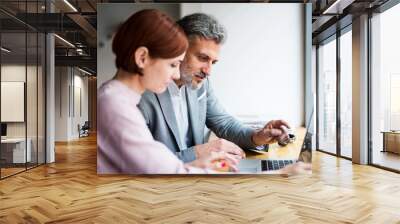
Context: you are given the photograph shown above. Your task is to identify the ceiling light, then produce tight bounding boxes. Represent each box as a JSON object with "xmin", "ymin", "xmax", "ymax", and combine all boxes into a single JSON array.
[
  {"xmin": 63, "ymin": 0, "xmax": 78, "ymax": 12},
  {"xmin": 54, "ymin": 34, "xmax": 75, "ymax": 48},
  {"xmin": 1, "ymin": 47, "xmax": 11, "ymax": 53},
  {"xmin": 322, "ymin": 0, "xmax": 354, "ymax": 15},
  {"xmin": 77, "ymin": 67, "xmax": 93, "ymax": 76},
  {"xmin": 323, "ymin": 0, "xmax": 341, "ymax": 14}
]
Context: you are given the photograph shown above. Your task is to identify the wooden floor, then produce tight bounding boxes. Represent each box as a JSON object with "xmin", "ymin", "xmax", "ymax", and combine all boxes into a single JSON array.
[
  {"xmin": 1, "ymin": 134, "xmax": 400, "ymax": 223},
  {"xmin": 372, "ymin": 151, "xmax": 400, "ymax": 171},
  {"xmin": 1, "ymin": 167, "xmax": 26, "ymax": 178}
]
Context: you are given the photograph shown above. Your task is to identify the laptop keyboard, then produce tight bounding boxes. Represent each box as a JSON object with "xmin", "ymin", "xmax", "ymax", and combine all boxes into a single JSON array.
[{"xmin": 261, "ymin": 160, "xmax": 295, "ymax": 171}]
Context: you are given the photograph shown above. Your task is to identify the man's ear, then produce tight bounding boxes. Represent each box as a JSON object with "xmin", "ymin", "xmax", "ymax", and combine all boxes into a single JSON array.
[{"xmin": 134, "ymin": 46, "xmax": 149, "ymax": 69}]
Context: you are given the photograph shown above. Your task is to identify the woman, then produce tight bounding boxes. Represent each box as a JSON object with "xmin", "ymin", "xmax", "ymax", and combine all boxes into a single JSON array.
[{"xmin": 97, "ymin": 9, "xmax": 237, "ymax": 174}]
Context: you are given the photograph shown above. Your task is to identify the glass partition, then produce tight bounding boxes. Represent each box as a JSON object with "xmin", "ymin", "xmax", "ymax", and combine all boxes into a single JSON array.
[
  {"xmin": 1, "ymin": 30, "xmax": 28, "ymax": 177},
  {"xmin": 27, "ymin": 30, "xmax": 38, "ymax": 169},
  {"xmin": 0, "ymin": 1, "xmax": 46, "ymax": 179}
]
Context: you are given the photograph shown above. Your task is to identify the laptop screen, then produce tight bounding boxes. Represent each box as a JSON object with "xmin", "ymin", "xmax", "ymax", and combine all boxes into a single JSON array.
[{"xmin": 297, "ymin": 110, "xmax": 313, "ymax": 163}]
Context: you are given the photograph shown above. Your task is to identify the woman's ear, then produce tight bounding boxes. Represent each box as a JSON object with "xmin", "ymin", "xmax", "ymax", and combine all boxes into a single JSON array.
[{"xmin": 134, "ymin": 46, "xmax": 149, "ymax": 70}]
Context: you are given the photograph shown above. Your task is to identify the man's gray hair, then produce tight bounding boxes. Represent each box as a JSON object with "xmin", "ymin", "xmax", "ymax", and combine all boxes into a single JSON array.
[{"xmin": 176, "ymin": 13, "xmax": 226, "ymax": 44}]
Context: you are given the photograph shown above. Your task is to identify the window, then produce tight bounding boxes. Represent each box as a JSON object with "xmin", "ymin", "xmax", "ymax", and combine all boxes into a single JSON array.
[
  {"xmin": 340, "ymin": 29, "xmax": 352, "ymax": 158},
  {"xmin": 317, "ymin": 36, "xmax": 337, "ymax": 155},
  {"xmin": 370, "ymin": 2, "xmax": 400, "ymax": 171}
]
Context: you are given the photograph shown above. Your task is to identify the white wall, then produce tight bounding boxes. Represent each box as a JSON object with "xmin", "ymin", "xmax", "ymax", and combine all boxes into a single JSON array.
[
  {"xmin": 72, "ymin": 74, "xmax": 89, "ymax": 138},
  {"xmin": 98, "ymin": 3, "xmax": 305, "ymax": 127},
  {"xmin": 1, "ymin": 64, "xmax": 46, "ymax": 163},
  {"xmin": 1, "ymin": 65, "xmax": 39, "ymax": 137},
  {"xmin": 55, "ymin": 67, "xmax": 89, "ymax": 141},
  {"xmin": 55, "ymin": 67, "xmax": 70, "ymax": 141},
  {"xmin": 181, "ymin": 3, "xmax": 305, "ymax": 126}
]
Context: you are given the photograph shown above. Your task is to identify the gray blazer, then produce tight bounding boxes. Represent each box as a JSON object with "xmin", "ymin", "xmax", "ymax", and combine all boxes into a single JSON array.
[{"xmin": 138, "ymin": 79, "xmax": 255, "ymax": 162}]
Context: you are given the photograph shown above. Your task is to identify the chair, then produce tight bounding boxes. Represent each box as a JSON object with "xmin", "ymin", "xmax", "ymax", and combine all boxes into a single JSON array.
[{"xmin": 79, "ymin": 121, "xmax": 90, "ymax": 138}]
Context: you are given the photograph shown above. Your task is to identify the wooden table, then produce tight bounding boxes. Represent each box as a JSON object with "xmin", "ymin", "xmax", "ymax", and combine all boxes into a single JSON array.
[
  {"xmin": 381, "ymin": 131, "xmax": 400, "ymax": 154},
  {"xmin": 1, "ymin": 138, "xmax": 32, "ymax": 165},
  {"xmin": 246, "ymin": 127, "xmax": 306, "ymax": 160}
]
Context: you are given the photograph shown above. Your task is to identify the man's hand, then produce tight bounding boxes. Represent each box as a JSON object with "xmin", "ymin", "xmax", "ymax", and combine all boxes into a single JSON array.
[
  {"xmin": 275, "ymin": 162, "xmax": 312, "ymax": 176},
  {"xmin": 251, "ymin": 120, "xmax": 291, "ymax": 146},
  {"xmin": 194, "ymin": 138, "xmax": 245, "ymax": 160}
]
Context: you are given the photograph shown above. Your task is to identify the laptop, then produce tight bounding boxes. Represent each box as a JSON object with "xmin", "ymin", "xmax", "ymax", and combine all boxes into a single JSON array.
[{"xmin": 237, "ymin": 112, "xmax": 313, "ymax": 173}]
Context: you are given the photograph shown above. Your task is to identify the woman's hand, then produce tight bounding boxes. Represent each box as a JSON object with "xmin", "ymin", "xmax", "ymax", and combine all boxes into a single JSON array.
[{"xmin": 186, "ymin": 151, "xmax": 240, "ymax": 172}]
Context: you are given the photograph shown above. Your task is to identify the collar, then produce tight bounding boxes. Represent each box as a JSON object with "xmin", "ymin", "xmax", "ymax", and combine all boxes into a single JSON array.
[{"xmin": 168, "ymin": 81, "xmax": 185, "ymax": 96}]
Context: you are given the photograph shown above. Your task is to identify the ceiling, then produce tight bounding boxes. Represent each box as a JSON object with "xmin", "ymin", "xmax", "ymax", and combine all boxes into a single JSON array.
[
  {"xmin": 0, "ymin": 0, "xmax": 397, "ymax": 75},
  {"xmin": 312, "ymin": 0, "xmax": 392, "ymax": 44}
]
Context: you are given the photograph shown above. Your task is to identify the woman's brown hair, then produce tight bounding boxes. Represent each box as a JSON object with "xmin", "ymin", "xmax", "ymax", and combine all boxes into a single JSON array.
[{"xmin": 112, "ymin": 9, "xmax": 188, "ymax": 75}]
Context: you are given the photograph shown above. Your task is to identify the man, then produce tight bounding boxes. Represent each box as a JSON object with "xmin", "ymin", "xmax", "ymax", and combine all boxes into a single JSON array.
[{"xmin": 138, "ymin": 13, "xmax": 290, "ymax": 163}]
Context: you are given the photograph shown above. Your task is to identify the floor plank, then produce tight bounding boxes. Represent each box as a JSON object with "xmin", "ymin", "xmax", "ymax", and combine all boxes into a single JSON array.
[
  {"xmin": 372, "ymin": 151, "xmax": 400, "ymax": 171},
  {"xmin": 0, "ymin": 134, "xmax": 399, "ymax": 223}
]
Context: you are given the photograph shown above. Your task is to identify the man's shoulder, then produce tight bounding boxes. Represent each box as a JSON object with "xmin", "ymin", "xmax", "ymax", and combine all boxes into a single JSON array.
[
  {"xmin": 139, "ymin": 90, "xmax": 158, "ymax": 103},
  {"xmin": 138, "ymin": 91, "xmax": 160, "ymax": 114}
]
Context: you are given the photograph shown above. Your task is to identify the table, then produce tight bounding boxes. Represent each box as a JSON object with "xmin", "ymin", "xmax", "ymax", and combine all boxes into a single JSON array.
[
  {"xmin": 1, "ymin": 138, "xmax": 32, "ymax": 164},
  {"xmin": 209, "ymin": 127, "xmax": 306, "ymax": 160},
  {"xmin": 381, "ymin": 131, "xmax": 400, "ymax": 154},
  {"xmin": 211, "ymin": 127, "xmax": 308, "ymax": 173}
]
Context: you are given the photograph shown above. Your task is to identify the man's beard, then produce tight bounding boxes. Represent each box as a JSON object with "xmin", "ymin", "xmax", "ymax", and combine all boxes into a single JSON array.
[{"xmin": 181, "ymin": 71, "xmax": 203, "ymax": 90}]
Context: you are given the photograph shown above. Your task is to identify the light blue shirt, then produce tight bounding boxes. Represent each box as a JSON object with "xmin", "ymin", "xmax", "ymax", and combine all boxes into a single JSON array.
[{"xmin": 167, "ymin": 82, "xmax": 190, "ymax": 149}]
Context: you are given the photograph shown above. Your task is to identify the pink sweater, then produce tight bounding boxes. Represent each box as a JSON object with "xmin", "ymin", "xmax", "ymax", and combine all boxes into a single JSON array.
[{"xmin": 97, "ymin": 79, "xmax": 207, "ymax": 174}]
